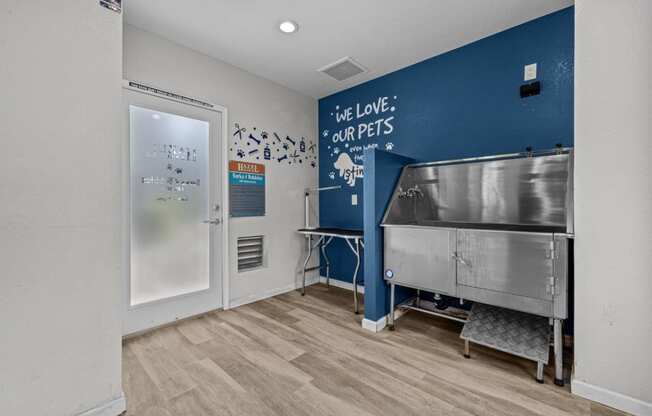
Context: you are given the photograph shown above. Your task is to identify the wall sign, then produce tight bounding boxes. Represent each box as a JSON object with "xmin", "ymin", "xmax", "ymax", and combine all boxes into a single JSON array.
[
  {"xmin": 321, "ymin": 95, "xmax": 399, "ymax": 187},
  {"xmin": 229, "ymin": 161, "xmax": 265, "ymax": 217}
]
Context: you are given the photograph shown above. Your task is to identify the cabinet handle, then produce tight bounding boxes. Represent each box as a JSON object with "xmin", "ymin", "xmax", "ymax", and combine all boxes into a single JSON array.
[{"xmin": 451, "ymin": 252, "xmax": 470, "ymax": 267}]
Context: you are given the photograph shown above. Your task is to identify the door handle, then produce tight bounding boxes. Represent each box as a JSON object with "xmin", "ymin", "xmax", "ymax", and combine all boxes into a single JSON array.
[
  {"xmin": 451, "ymin": 252, "xmax": 470, "ymax": 267},
  {"xmin": 203, "ymin": 218, "xmax": 221, "ymax": 225}
]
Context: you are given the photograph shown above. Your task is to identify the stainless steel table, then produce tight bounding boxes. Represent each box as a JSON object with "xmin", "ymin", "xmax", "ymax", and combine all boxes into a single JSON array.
[{"xmin": 297, "ymin": 227, "xmax": 364, "ymax": 313}]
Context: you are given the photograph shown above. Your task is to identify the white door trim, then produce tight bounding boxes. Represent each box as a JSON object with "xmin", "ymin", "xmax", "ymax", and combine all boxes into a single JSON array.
[{"xmin": 121, "ymin": 80, "xmax": 231, "ymax": 331}]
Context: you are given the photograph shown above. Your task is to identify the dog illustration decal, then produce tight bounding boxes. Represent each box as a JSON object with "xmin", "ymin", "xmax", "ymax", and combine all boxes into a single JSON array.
[{"xmin": 334, "ymin": 152, "xmax": 363, "ymax": 187}]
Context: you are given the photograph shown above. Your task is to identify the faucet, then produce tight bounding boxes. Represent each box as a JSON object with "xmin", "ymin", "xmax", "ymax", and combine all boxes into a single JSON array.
[{"xmin": 398, "ymin": 185, "xmax": 424, "ymax": 199}]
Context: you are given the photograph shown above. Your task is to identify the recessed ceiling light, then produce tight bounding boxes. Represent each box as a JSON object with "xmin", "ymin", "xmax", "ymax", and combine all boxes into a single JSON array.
[
  {"xmin": 152, "ymin": 114, "xmax": 161, "ymax": 120},
  {"xmin": 279, "ymin": 20, "xmax": 298, "ymax": 34}
]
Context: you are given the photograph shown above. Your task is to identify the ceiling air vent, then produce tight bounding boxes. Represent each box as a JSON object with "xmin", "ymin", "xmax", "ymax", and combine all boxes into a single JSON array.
[
  {"xmin": 237, "ymin": 236, "xmax": 264, "ymax": 272},
  {"xmin": 318, "ymin": 57, "xmax": 366, "ymax": 81}
]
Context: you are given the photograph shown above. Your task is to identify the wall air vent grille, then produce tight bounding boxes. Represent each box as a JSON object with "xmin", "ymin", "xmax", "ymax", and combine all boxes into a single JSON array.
[
  {"xmin": 237, "ymin": 236, "xmax": 264, "ymax": 272},
  {"xmin": 318, "ymin": 57, "xmax": 366, "ymax": 81}
]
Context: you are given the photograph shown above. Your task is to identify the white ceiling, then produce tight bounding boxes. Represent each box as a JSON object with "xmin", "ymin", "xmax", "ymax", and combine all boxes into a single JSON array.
[{"xmin": 125, "ymin": 0, "xmax": 573, "ymax": 99}]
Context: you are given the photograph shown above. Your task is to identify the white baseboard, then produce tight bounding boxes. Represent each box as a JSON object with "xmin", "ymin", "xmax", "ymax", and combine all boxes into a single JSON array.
[
  {"xmin": 318, "ymin": 276, "xmax": 364, "ymax": 294},
  {"xmin": 361, "ymin": 308, "xmax": 408, "ymax": 333},
  {"xmin": 229, "ymin": 276, "xmax": 320, "ymax": 309},
  {"xmin": 572, "ymin": 379, "xmax": 652, "ymax": 416},
  {"xmin": 362, "ymin": 316, "xmax": 387, "ymax": 332},
  {"xmin": 75, "ymin": 393, "xmax": 126, "ymax": 416}
]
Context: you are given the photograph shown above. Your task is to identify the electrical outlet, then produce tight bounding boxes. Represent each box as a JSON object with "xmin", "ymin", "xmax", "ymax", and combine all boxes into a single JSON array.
[{"xmin": 351, "ymin": 194, "xmax": 358, "ymax": 206}]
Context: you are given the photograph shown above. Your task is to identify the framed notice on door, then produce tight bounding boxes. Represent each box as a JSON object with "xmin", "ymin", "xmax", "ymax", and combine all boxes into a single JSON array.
[{"xmin": 229, "ymin": 161, "xmax": 265, "ymax": 217}]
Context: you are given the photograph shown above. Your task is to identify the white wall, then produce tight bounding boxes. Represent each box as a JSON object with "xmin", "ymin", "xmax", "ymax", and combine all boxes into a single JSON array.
[
  {"xmin": 574, "ymin": 2, "xmax": 652, "ymax": 415},
  {"xmin": 123, "ymin": 25, "xmax": 319, "ymax": 308},
  {"xmin": 0, "ymin": 1, "xmax": 125, "ymax": 416}
]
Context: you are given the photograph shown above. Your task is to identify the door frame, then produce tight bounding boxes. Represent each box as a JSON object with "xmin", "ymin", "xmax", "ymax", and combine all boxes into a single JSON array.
[{"xmin": 121, "ymin": 80, "xmax": 231, "ymax": 336}]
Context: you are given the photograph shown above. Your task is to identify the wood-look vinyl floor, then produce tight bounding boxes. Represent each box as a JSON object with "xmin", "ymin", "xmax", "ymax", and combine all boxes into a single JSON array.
[{"xmin": 122, "ymin": 284, "xmax": 628, "ymax": 416}]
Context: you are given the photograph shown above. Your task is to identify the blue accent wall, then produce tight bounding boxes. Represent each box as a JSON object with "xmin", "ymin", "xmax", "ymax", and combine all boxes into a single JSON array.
[
  {"xmin": 318, "ymin": 7, "xmax": 574, "ymax": 286},
  {"xmin": 363, "ymin": 149, "xmax": 416, "ymax": 321}
]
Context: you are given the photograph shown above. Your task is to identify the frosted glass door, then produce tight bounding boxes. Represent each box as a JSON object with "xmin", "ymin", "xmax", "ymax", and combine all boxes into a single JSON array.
[{"xmin": 130, "ymin": 105, "xmax": 210, "ymax": 306}]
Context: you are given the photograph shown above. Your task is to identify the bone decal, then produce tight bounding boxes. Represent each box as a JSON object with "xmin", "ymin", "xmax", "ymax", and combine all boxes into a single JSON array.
[
  {"xmin": 248, "ymin": 133, "xmax": 261, "ymax": 145},
  {"xmin": 231, "ymin": 123, "xmax": 316, "ymax": 168}
]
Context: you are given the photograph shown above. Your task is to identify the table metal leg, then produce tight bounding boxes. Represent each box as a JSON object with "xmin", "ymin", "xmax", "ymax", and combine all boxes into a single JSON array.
[
  {"xmin": 352, "ymin": 238, "xmax": 360, "ymax": 314},
  {"xmin": 554, "ymin": 319, "xmax": 564, "ymax": 386},
  {"xmin": 301, "ymin": 235, "xmax": 313, "ymax": 296},
  {"xmin": 321, "ymin": 236, "xmax": 333, "ymax": 288},
  {"xmin": 388, "ymin": 282, "xmax": 396, "ymax": 331},
  {"xmin": 464, "ymin": 339, "xmax": 470, "ymax": 358},
  {"xmin": 536, "ymin": 362, "xmax": 544, "ymax": 384},
  {"xmin": 344, "ymin": 237, "xmax": 362, "ymax": 314}
]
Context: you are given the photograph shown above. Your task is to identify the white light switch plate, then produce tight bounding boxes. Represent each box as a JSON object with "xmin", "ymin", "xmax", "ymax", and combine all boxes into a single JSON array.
[
  {"xmin": 351, "ymin": 194, "xmax": 358, "ymax": 206},
  {"xmin": 524, "ymin": 63, "xmax": 537, "ymax": 81}
]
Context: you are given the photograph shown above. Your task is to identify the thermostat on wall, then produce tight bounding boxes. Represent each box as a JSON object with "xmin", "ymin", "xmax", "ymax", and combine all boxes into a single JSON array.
[{"xmin": 524, "ymin": 63, "xmax": 537, "ymax": 81}]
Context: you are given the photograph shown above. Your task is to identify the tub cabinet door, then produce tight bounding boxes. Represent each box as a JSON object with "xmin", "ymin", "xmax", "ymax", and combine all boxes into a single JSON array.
[
  {"xmin": 384, "ymin": 226, "xmax": 457, "ymax": 296},
  {"xmin": 455, "ymin": 230, "xmax": 554, "ymax": 313}
]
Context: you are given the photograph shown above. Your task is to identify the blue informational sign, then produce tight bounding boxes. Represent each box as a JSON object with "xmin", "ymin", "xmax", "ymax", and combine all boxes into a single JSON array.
[
  {"xmin": 229, "ymin": 161, "xmax": 265, "ymax": 217},
  {"xmin": 229, "ymin": 172, "xmax": 265, "ymax": 186}
]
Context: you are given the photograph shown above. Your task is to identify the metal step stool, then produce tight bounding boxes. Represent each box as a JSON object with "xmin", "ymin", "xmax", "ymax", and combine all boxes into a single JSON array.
[{"xmin": 460, "ymin": 303, "xmax": 551, "ymax": 383}]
